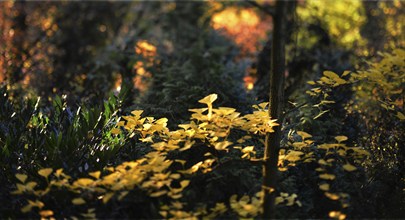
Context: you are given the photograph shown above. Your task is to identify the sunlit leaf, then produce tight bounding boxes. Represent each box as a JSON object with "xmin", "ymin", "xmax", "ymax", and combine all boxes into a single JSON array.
[
  {"xmin": 329, "ymin": 211, "xmax": 346, "ymax": 220},
  {"xmin": 111, "ymin": 128, "xmax": 121, "ymax": 135},
  {"xmin": 285, "ymin": 150, "xmax": 304, "ymax": 162},
  {"xmin": 131, "ymin": 110, "xmax": 143, "ymax": 117},
  {"xmin": 342, "ymin": 163, "xmax": 357, "ymax": 172},
  {"xmin": 214, "ymin": 141, "xmax": 232, "ymax": 151},
  {"xmin": 72, "ymin": 198, "xmax": 86, "ymax": 205},
  {"xmin": 25, "ymin": 181, "xmax": 37, "ymax": 191},
  {"xmin": 325, "ymin": 192, "xmax": 340, "ymax": 200},
  {"xmin": 103, "ymin": 192, "xmax": 114, "ymax": 204},
  {"xmin": 38, "ymin": 168, "xmax": 53, "ymax": 179},
  {"xmin": 324, "ymin": 71, "xmax": 341, "ymax": 80},
  {"xmin": 335, "ymin": 136, "xmax": 348, "ymax": 143},
  {"xmin": 341, "ymin": 70, "xmax": 351, "ymax": 77},
  {"xmin": 73, "ymin": 178, "xmax": 94, "ymax": 187},
  {"xmin": 319, "ymin": 173, "xmax": 336, "ymax": 180},
  {"xmin": 297, "ymin": 131, "xmax": 312, "ymax": 140},
  {"xmin": 55, "ymin": 168, "xmax": 64, "ymax": 177},
  {"xmin": 89, "ymin": 171, "xmax": 101, "ymax": 179},
  {"xmin": 319, "ymin": 183, "xmax": 330, "ymax": 191},
  {"xmin": 28, "ymin": 199, "xmax": 44, "ymax": 209},
  {"xmin": 180, "ymin": 180, "xmax": 190, "ymax": 188},
  {"xmin": 258, "ymin": 102, "xmax": 269, "ymax": 109},
  {"xmin": 198, "ymin": 94, "xmax": 218, "ymax": 105},
  {"xmin": 15, "ymin": 174, "xmax": 27, "ymax": 183},
  {"xmin": 39, "ymin": 210, "xmax": 54, "ymax": 217},
  {"xmin": 21, "ymin": 204, "xmax": 32, "ymax": 213},
  {"xmin": 318, "ymin": 159, "xmax": 328, "ymax": 165},
  {"xmin": 191, "ymin": 162, "xmax": 203, "ymax": 173},
  {"xmin": 313, "ymin": 110, "xmax": 330, "ymax": 119},
  {"xmin": 150, "ymin": 190, "xmax": 168, "ymax": 197},
  {"xmin": 275, "ymin": 196, "xmax": 284, "ymax": 205},
  {"xmin": 396, "ymin": 111, "xmax": 405, "ymax": 120}
]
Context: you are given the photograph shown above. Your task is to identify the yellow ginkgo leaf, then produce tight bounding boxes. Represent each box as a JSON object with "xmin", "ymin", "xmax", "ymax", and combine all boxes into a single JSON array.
[
  {"xmin": 323, "ymin": 71, "xmax": 340, "ymax": 80},
  {"xmin": 28, "ymin": 199, "xmax": 44, "ymax": 209},
  {"xmin": 341, "ymin": 70, "xmax": 351, "ymax": 77},
  {"xmin": 89, "ymin": 171, "xmax": 101, "ymax": 179},
  {"xmin": 285, "ymin": 150, "xmax": 304, "ymax": 162},
  {"xmin": 73, "ymin": 178, "xmax": 94, "ymax": 187},
  {"xmin": 190, "ymin": 161, "xmax": 203, "ymax": 173},
  {"xmin": 21, "ymin": 204, "xmax": 32, "ymax": 213},
  {"xmin": 116, "ymin": 121, "xmax": 125, "ymax": 127},
  {"xmin": 102, "ymin": 192, "xmax": 114, "ymax": 204},
  {"xmin": 150, "ymin": 190, "xmax": 168, "ymax": 197},
  {"xmin": 329, "ymin": 211, "xmax": 346, "ymax": 220},
  {"xmin": 118, "ymin": 191, "xmax": 129, "ymax": 201},
  {"xmin": 180, "ymin": 180, "xmax": 190, "ymax": 188},
  {"xmin": 198, "ymin": 94, "xmax": 218, "ymax": 105},
  {"xmin": 55, "ymin": 168, "xmax": 63, "ymax": 177},
  {"xmin": 319, "ymin": 173, "xmax": 336, "ymax": 180},
  {"xmin": 214, "ymin": 141, "xmax": 232, "ymax": 151},
  {"xmin": 25, "ymin": 181, "xmax": 37, "ymax": 191},
  {"xmin": 38, "ymin": 168, "xmax": 53, "ymax": 179},
  {"xmin": 318, "ymin": 159, "xmax": 328, "ymax": 165},
  {"xmin": 72, "ymin": 198, "xmax": 86, "ymax": 205},
  {"xmin": 15, "ymin": 174, "xmax": 27, "ymax": 183},
  {"xmin": 396, "ymin": 111, "xmax": 405, "ymax": 120},
  {"xmin": 131, "ymin": 110, "xmax": 143, "ymax": 117},
  {"xmin": 111, "ymin": 128, "xmax": 121, "ymax": 135},
  {"xmin": 258, "ymin": 102, "xmax": 269, "ymax": 109},
  {"xmin": 296, "ymin": 131, "xmax": 312, "ymax": 140},
  {"xmin": 342, "ymin": 163, "xmax": 357, "ymax": 172},
  {"xmin": 39, "ymin": 210, "xmax": 54, "ymax": 217},
  {"xmin": 319, "ymin": 183, "xmax": 330, "ymax": 191},
  {"xmin": 335, "ymin": 136, "xmax": 348, "ymax": 143},
  {"xmin": 325, "ymin": 192, "xmax": 340, "ymax": 200},
  {"xmin": 275, "ymin": 196, "xmax": 284, "ymax": 205}
]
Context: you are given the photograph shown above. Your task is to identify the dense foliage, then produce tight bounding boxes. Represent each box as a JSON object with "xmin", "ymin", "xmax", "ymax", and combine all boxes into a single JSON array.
[{"xmin": 0, "ymin": 0, "xmax": 404, "ymax": 219}]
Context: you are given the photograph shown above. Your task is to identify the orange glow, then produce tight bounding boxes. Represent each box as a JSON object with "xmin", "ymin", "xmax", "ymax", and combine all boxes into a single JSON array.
[
  {"xmin": 243, "ymin": 75, "xmax": 255, "ymax": 91},
  {"xmin": 113, "ymin": 74, "xmax": 122, "ymax": 94},
  {"xmin": 135, "ymin": 40, "xmax": 157, "ymax": 58},
  {"xmin": 133, "ymin": 40, "xmax": 157, "ymax": 93},
  {"xmin": 211, "ymin": 7, "xmax": 271, "ymax": 55},
  {"xmin": 211, "ymin": 6, "xmax": 272, "ymax": 91}
]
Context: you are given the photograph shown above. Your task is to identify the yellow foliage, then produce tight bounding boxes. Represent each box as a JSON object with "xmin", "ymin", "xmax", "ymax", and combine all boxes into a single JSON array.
[
  {"xmin": 319, "ymin": 183, "xmax": 330, "ymax": 191},
  {"xmin": 319, "ymin": 173, "xmax": 336, "ymax": 180},
  {"xmin": 342, "ymin": 163, "xmax": 357, "ymax": 172},
  {"xmin": 15, "ymin": 174, "xmax": 28, "ymax": 183},
  {"xmin": 297, "ymin": 0, "xmax": 366, "ymax": 48},
  {"xmin": 12, "ymin": 93, "xmax": 368, "ymax": 218},
  {"xmin": 72, "ymin": 198, "xmax": 86, "ymax": 205},
  {"xmin": 38, "ymin": 168, "xmax": 53, "ymax": 179},
  {"xmin": 39, "ymin": 210, "xmax": 54, "ymax": 218},
  {"xmin": 329, "ymin": 211, "xmax": 347, "ymax": 220}
]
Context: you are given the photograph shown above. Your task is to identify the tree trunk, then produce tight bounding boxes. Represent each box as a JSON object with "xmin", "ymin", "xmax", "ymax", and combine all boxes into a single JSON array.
[{"xmin": 262, "ymin": 0, "xmax": 288, "ymax": 218}]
